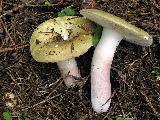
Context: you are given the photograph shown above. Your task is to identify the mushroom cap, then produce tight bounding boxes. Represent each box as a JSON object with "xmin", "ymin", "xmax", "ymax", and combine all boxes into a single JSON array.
[
  {"xmin": 80, "ymin": 9, "xmax": 153, "ymax": 46},
  {"xmin": 30, "ymin": 16, "xmax": 95, "ymax": 62}
]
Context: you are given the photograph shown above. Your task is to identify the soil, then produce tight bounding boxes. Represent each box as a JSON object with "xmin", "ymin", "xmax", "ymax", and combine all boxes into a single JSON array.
[{"xmin": 0, "ymin": 0, "xmax": 160, "ymax": 120}]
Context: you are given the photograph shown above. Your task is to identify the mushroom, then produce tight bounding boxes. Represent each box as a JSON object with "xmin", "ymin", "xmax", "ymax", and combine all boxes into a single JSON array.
[
  {"xmin": 80, "ymin": 9, "xmax": 153, "ymax": 113},
  {"xmin": 30, "ymin": 16, "xmax": 95, "ymax": 87}
]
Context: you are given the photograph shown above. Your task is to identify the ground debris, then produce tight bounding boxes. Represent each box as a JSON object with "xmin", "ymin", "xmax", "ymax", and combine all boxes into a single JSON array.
[{"xmin": 0, "ymin": 0, "xmax": 160, "ymax": 120}]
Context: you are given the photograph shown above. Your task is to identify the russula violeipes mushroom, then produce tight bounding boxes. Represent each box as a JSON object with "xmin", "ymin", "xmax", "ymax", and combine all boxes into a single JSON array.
[
  {"xmin": 30, "ymin": 16, "xmax": 95, "ymax": 87},
  {"xmin": 80, "ymin": 9, "xmax": 153, "ymax": 113}
]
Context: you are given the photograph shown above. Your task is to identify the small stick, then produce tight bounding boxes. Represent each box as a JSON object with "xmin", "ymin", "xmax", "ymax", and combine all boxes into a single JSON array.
[
  {"xmin": 0, "ymin": 19, "xmax": 15, "ymax": 45},
  {"xmin": 27, "ymin": 94, "xmax": 61, "ymax": 109},
  {"xmin": 0, "ymin": 1, "xmax": 65, "ymax": 19},
  {"xmin": 140, "ymin": 90, "xmax": 157, "ymax": 114},
  {"xmin": 0, "ymin": 44, "xmax": 29, "ymax": 52},
  {"xmin": 0, "ymin": 5, "xmax": 24, "ymax": 19},
  {"xmin": 0, "ymin": 0, "xmax": 2, "ymax": 13}
]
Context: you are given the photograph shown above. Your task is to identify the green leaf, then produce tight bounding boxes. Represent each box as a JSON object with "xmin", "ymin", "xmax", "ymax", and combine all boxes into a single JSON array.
[
  {"xmin": 116, "ymin": 116, "xmax": 126, "ymax": 120},
  {"xmin": 3, "ymin": 112, "xmax": 12, "ymax": 120},
  {"xmin": 116, "ymin": 116, "xmax": 134, "ymax": 120},
  {"xmin": 92, "ymin": 24, "xmax": 103, "ymax": 47},
  {"xmin": 58, "ymin": 8, "xmax": 76, "ymax": 17},
  {"xmin": 108, "ymin": 117, "xmax": 113, "ymax": 120},
  {"xmin": 63, "ymin": 8, "xmax": 76, "ymax": 16},
  {"xmin": 125, "ymin": 118, "xmax": 134, "ymax": 120},
  {"xmin": 24, "ymin": 117, "xmax": 30, "ymax": 120},
  {"xmin": 58, "ymin": 12, "xmax": 66, "ymax": 17}
]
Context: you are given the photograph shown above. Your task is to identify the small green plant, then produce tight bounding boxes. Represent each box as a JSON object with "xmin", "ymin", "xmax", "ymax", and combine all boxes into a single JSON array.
[
  {"xmin": 152, "ymin": 64, "xmax": 160, "ymax": 80},
  {"xmin": 116, "ymin": 116, "xmax": 134, "ymax": 120},
  {"xmin": 3, "ymin": 112, "xmax": 12, "ymax": 120},
  {"xmin": 58, "ymin": 7, "xmax": 76, "ymax": 17},
  {"xmin": 108, "ymin": 116, "xmax": 134, "ymax": 120}
]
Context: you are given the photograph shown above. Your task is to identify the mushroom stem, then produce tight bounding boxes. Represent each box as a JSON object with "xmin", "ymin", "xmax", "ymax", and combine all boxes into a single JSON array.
[
  {"xmin": 57, "ymin": 58, "xmax": 81, "ymax": 87},
  {"xmin": 91, "ymin": 28, "xmax": 123, "ymax": 113}
]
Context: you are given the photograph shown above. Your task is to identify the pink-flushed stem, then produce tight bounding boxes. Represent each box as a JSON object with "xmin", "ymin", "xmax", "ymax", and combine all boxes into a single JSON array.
[
  {"xmin": 57, "ymin": 58, "xmax": 81, "ymax": 87},
  {"xmin": 91, "ymin": 29, "xmax": 123, "ymax": 113}
]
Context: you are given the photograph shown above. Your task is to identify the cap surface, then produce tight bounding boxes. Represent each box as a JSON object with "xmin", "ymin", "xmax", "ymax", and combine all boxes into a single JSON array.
[
  {"xmin": 30, "ymin": 16, "xmax": 95, "ymax": 62},
  {"xmin": 80, "ymin": 9, "xmax": 153, "ymax": 46}
]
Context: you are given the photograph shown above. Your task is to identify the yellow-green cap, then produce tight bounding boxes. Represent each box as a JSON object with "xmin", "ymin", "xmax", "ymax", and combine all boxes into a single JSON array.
[
  {"xmin": 30, "ymin": 16, "xmax": 95, "ymax": 62},
  {"xmin": 80, "ymin": 9, "xmax": 153, "ymax": 46}
]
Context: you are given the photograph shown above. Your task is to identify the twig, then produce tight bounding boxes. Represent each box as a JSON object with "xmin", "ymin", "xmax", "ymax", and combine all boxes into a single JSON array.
[
  {"xmin": 0, "ymin": 19, "xmax": 15, "ymax": 45},
  {"xmin": 0, "ymin": 0, "xmax": 2, "ymax": 13},
  {"xmin": 45, "ymin": 107, "xmax": 52, "ymax": 120},
  {"xmin": 24, "ymin": 2, "xmax": 64, "ymax": 7},
  {"xmin": 0, "ymin": 43, "xmax": 29, "ymax": 52},
  {"xmin": 140, "ymin": 90, "xmax": 158, "ymax": 114},
  {"xmin": 81, "ymin": 0, "xmax": 96, "ymax": 9},
  {"xmin": 47, "ymin": 79, "xmax": 64, "ymax": 99},
  {"xmin": 27, "ymin": 94, "xmax": 62, "ymax": 109},
  {"xmin": 152, "ymin": 0, "xmax": 160, "ymax": 10},
  {"xmin": 0, "ymin": 1, "xmax": 65, "ymax": 19},
  {"xmin": 0, "ymin": 5, "xmax": 24, "ymax": 19}
]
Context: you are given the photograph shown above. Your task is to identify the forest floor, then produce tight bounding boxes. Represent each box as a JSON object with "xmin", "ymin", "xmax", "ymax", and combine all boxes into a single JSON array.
[{"xmin": 0, "ymin": 0, "xmax": 160, "ymax": 120}]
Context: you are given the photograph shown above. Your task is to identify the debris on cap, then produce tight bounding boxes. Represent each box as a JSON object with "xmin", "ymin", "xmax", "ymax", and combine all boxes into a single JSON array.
[{"xmin": 30, "ymin": 16, "xmax": 95, "ymax": 62}]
